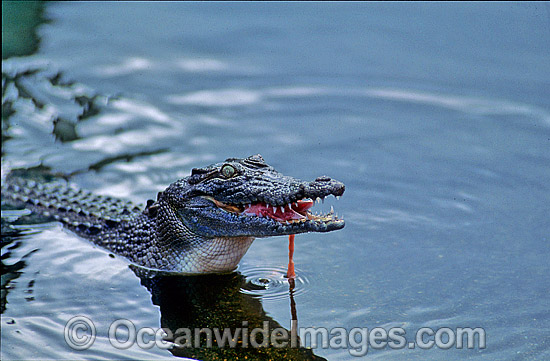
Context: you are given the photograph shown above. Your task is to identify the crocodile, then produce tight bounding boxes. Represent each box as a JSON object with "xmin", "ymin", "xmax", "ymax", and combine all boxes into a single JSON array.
[{"xmin": 2, "ymin": 154, "xmax": 345, "ymax": 274}]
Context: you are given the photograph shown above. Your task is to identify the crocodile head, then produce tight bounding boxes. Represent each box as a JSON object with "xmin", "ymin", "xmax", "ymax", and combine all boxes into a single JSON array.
[{"xmin": 163, "ymin": 154, "xmax": 345, "ymax": 238}]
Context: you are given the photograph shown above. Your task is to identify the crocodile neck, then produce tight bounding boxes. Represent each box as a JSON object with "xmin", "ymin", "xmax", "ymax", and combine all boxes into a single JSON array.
[{"xmin": 103, "ymin": 206, "xmax": 255, "ymax": 273}]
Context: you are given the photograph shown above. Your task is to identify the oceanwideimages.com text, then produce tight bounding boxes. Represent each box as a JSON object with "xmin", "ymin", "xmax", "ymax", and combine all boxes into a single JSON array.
[{"xmin": 65, "ymin": 316, "xmax": 486, "ymax": 357}]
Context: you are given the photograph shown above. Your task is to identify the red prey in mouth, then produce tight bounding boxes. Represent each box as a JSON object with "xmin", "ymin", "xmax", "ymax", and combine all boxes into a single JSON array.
[
  {"xmin": 243, "ymin": 199, "xmax": 314, "ymax": 222},
  {"xmin": 203, "ymin": 196, "xmax": 342, "ymax": 224}
]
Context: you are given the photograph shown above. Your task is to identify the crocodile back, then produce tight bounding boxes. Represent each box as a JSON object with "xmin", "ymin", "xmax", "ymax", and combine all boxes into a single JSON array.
[{"xmin": 3, "ymin": 172, "xmax": 143, "ymax": 237}]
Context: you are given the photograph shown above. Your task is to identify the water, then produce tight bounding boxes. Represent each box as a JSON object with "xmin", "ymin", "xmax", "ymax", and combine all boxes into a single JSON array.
[{"xmin": 2, "ymin": 2, "xmax": 550, "ymax": 360}]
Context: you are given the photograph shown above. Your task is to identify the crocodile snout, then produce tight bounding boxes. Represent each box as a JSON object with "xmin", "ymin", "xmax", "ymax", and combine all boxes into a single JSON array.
[
  {"xmin": 315, "ymin": 176, "xmax": 331, "ymax": 182},
  {"xmin": 305, "ymin": 177, "xmax": 345, "ymax": 198}
]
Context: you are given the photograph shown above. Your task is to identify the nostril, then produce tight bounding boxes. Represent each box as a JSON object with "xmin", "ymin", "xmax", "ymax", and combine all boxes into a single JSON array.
[{"xmin": 315, "ymin": 176, "xmax": 331, "ymax": 182}]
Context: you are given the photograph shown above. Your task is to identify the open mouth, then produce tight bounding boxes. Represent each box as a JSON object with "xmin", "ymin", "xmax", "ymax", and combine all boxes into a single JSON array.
[{"xmin": 203, "ymin": 196, "xmax": 342, "ymax": 224}]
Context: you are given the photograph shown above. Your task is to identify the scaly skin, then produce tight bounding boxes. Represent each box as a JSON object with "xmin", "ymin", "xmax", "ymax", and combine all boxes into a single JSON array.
[{"xmin": 2, "ymin": 155, "xmax": 345, "ymax": 274}]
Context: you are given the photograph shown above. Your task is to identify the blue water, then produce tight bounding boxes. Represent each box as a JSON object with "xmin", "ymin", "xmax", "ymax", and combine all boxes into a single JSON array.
[{"xmin": 2, "ymin": 2, "xmax": 550, "ymax": 360}]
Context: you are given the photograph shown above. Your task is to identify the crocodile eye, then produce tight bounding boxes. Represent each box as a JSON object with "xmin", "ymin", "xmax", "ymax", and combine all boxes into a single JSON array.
[{"xmin": 221, "ymin": 164, "xmax": 236, "ymax": 178}]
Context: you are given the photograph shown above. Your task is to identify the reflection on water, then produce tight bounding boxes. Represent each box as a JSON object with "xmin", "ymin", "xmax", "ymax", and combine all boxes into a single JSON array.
[
  {"xmin": 135, "ymin": 269, "xmax": 325, "ymax": 360},
  {"xmin": 2, "ymin": 1, "xmax": 45, "ymax": 59}
]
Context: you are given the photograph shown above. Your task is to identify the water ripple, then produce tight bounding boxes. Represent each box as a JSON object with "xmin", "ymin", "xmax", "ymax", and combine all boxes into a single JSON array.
[{"xmin": 238, "ymin": 265, "xmax": 311, "ymax": 301}]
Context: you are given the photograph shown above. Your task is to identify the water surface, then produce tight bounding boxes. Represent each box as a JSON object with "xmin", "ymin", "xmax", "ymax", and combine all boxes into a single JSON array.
[{"xmin": 2, "ymin": 2, "xmax": 550, "ymax": 360}]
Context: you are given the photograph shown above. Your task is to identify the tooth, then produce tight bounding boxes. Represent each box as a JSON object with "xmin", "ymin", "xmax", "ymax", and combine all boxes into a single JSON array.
[
  {"xmin": 336, "ymin": 196, "xmax": 340, "ymax": 200},
  {"xmin": 280, "ymin": 206, "xmax": 285, "ymax": 213},
  {"xmin": 316, "ymin": 197, "xmax": 320, "ymax": 204},
  {"xmin": 330, "ymin": 205, "xmax": 334, "ymax": 214}
]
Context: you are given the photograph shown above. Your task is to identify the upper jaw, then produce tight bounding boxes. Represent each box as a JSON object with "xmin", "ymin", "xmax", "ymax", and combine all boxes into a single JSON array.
[
  {"xmin": 200, "ymin": 177, "xmax": 345, "ymax": 229},
  {"xmin": 205, "ymin": 176, "xmax": 345, "ymax": 206}
]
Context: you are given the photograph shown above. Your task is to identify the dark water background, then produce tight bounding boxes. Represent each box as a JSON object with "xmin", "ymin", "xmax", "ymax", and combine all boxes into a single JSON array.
[{"xmin": 2, "ymin": 2, "xmax": 550, "ymax": 360}]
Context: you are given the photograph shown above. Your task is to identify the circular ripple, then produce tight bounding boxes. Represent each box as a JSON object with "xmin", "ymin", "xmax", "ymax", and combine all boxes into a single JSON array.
[{"xmin": 238, "ymin": 265, "xmax": 311, "ymax": 301}]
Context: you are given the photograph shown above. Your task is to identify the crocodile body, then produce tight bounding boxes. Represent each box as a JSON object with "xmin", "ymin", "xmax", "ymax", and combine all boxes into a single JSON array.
[{"xmin": 2, "ymin": 155, "xmax": 345, "ymax": 274}]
